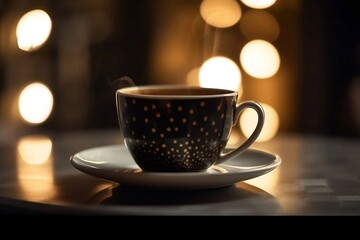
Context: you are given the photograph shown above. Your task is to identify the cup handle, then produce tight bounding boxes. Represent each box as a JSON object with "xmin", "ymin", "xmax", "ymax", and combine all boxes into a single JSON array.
[{"xmin": 215, "ymin": 101, "xmax": 265, "ymax": 165}]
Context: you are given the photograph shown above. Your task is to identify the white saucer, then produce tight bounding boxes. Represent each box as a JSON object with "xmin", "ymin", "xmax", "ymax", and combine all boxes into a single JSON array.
[{"xmin": 70, "ymin": 145, "xmax": 281, "ymax": 190}]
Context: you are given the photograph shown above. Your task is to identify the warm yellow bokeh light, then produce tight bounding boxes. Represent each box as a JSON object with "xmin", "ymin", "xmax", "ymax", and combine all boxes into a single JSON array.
[
  {"xmin": 199, "ymin": 56, "xmax": 241, "ymax": 91},
  {"xmin": 17, "ymin": 135, "xmax": 53, "ymax": 165},
  {"xmin": 240, "ymin": 40, "xmax": 280, "ymax": 79},
  {"xmin": 17, "ymin": 135, "xmax": 55, "ymax": 201},
  {"xmin": 239, "ymin": 10, "xmax": 280, "ymax": 42},
  {"xmin": 18, "ymin": 82, "xmax": 54, "ymax": 125},
  {"xmin": 16, "ymin": 9, "xmax": 52, "ymax": 51},
  {"xmin": 186, "ymin": 67, "xmax": 201, "ymax": 86},
  {"xmin": 200, "ymin": 0, "xmax": 242, "ymax": 28},
  {"xmin": 243, "ymin": 167, "xmax": 280, "ymax": 196},
  {"xmin": 240, "ymin": 103, "xmax": 279, "ymax": 142},
  {"xmin": 241, "ymin": 0, "xmax": 276, "ymax": 9}
]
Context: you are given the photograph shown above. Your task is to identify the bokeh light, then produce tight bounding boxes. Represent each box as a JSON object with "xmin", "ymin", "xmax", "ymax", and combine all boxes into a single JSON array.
[
  {"xmin": 239, "ymin": 10, "xmax": 280, "ymax": 42},
  {"xmin": 240, "ymin": 0, "xmax": 276, "ymax": 9},
  {"xmin": 17, "ymin": 135, "xmax": 53, "ymax": 165},
  {"xmin": 18, "ymin": 82, "xmax": 54, "ymax": 125},
  {"xmin": 16, "ymin": 9, "xmax": 52, "ymax": 51},
  {"xmin": 200, "ymin": 0, "xmax": 242, "ymax": 28},
  {"xmin": 16, "ymin": 135, "xmax": 55, "ymax": 201},
  {"xmin": 186, "ymin": 67, "xmax": 201, "ymax": 86},
  {"xmin": 199, "ymin": 56, "xmax": 241, "ymax": 91},
  {"xmin": 240, "ymin": 103, "xmax": 279, "ymax": 142},
  {"xmin": 240, "ymin": 39, "xmax": 280, "ymax": 79},
  {"xmin": 243, "ymin": 167, "xmax": 280, "ymax": 196}
]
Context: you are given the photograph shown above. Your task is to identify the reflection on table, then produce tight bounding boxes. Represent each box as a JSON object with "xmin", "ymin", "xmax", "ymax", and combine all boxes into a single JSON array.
[{"xmin": 0, "ymin": 129, "xmax": 359, "ymax": 215}]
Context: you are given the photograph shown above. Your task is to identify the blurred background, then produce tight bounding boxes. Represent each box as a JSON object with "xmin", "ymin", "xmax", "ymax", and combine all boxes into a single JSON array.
[{"xmin": 0, "ymin": 0, "xmax": 359, "ymax": 143}]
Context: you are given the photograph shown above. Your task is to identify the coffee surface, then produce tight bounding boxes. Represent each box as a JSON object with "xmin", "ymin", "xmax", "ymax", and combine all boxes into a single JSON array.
[{"xmin": 125, "ymin": 87, "xmax": 233, "ymax": 96}]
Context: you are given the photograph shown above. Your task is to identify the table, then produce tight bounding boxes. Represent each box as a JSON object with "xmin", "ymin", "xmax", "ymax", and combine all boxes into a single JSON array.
[{"xmin": 0, "ymin": 129, "xmax": 359, "ymax": 215}]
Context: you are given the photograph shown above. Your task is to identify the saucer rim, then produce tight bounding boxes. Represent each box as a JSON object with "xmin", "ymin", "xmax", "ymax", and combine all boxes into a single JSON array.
[{"xmin": 70, "ymin": 145, "xmax": 281, "ymax": 190}]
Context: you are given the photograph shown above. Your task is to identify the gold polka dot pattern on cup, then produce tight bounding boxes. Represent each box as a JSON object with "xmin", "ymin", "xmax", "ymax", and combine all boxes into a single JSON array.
[
  {"xmin": 126, "ymin": 137, "xmax": 226, "ymax": 170},
  {"xmin": 119, "ymin": 95, "xmax": 236, "ymax": 171}
]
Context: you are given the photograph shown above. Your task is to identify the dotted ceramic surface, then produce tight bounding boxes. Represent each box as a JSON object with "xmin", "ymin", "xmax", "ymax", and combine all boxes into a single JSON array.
[{"xmin": 117, "ymin": 87, "xmax": 237, "ymax": 172}]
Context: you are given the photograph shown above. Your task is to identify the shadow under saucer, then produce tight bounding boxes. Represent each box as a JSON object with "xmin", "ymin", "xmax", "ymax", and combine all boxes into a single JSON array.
[{"xmin": 87, "ymin": 182, "xmax": 282, "ymax": 215}]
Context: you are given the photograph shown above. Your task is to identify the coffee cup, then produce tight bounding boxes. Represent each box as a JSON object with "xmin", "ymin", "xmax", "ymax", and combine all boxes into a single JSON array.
[{"xmin": 116, "ymin": 85, "xmax": 264, "ymax": 172}]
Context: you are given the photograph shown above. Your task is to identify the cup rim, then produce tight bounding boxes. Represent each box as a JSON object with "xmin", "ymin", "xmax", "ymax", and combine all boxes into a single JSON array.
[{"xmin": 116, "ymin": 85, "xmax": 238, "ymax": 99}]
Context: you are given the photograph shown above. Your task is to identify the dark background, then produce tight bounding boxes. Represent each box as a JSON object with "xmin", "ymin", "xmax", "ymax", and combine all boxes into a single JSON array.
[
  {"xmin": 0, "ymin": 0, "xmax": 359, "ymax": 138},
  {"xmin": 301, "ymin": 0, "xmax": 359, "ymax": 137}
]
